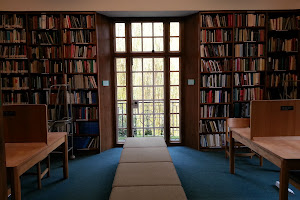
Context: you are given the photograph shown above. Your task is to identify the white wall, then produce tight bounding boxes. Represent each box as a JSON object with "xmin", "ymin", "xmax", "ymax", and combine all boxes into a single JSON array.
[{"xmin": 1, "ymin": 0, "xmax": 300, "ymax": 12}]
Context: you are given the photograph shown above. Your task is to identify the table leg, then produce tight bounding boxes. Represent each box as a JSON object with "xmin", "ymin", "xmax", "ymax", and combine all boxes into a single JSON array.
[
  {"xmin": 9, "ymin": 167, "xmax": 21, "ymax": 200},
  {"xmin": 229, "ymin": 131, "xmax": 235, "ymax": 174},
  {"xmin": 37, "ymin": 162, "xmax": 42, "ymax": 189},
  {"xmin": 279, "ymin": 160, "xmax": 289, "ymax": 200},
  {"xmin": 63, "ymin": 135, "xmax": 69, "ymax": 179}
]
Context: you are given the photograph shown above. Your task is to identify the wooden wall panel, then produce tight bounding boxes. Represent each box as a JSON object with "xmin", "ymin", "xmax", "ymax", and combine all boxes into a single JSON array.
[
  {"xmin": 182, "ymin": 13, "xmax": 200, "ymax": 150},
  {"xmin": 251, "ymin": 100, "xmax": 300, "ymax": 138},
  {"xmin": 97, "ymin": 14, "xmax": 114, "ymax": 152},
  {"xmin": 0, "ymin": 87, "xmax": 8, "ymax": 200}
]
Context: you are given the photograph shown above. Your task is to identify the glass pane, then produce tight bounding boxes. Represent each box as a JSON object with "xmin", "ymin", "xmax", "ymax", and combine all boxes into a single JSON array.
[
  {"xmin": 133, "ymin": 115, "xmax": 143, "ymax": 128},
  {"xmin": 116, "ymin": 58, "xmax": 126, "ymax": 72},
  {"xmin": 154, "ymin": 22, "xmax": 164, "ymax": 36},
  {"xmin": 132, "ymin": 87, "xmax": 142, "ymax": 100},
  {"xmin": 118, "ymin": 115, "xmax": 127, "ymax": 128},
  {"xmin": 170, "ymin": 72, "xmax": 179, "ymax": 85},
  {"xmin": 170, "ymin": 37, "xmax": 179, "ymax": 52},
  {"xmin": 154, "ymin": 87, "xmax": 164, "ymax": 100},
  {"xmin": 117, "ymin": 73, "xmax": 126, "ymax": 86},
  {"xmin": 133, "ymin": 128, "xmax": 143, "ymax": 137},
  {"xmin": 132, "ymin": 73, "xmax": 142, "ymax": 86},
  {"xmin": 170, "ymin": 57, "xmax": 179, "ymax": 71},
  {"xmin": 118, "ymin": 129, "xmax": 127, "ymax": 141},
  {"xmin": 154, "ymin": 38, "xmax": 164, "ymax": 52},
  {"xmin": 131, "ymin": 23, "xmax": 141, "ymax": 37},
  {"xmin": 115, "ymin": 23, "xmax": 125, "ymax": 37},
  {"xmin": 154, "ymin": 114, "xmax": 164, "ymax": 127},
  {"xmin": 145, "ymin": 128, "xmax": 154, "ymax": 136},
  {"xmin": 154, "ymin": 102, "xmax": 164, "ymax": 114},
  {"xmin": 170, "ymin": 128, "xmax": 180, "ymax": 141},
  {"xmin": 170, "ymin": 86, "xmax": 179, "ymax": 99},
  {"xmin": 144, "ymin": 87, "xmax": 153, "ymax": 100},
  {"xmin": 143, "ymin": 72, "xmax": 153, "ymax": 86},
  {"xmin": 116, "ymin": 38, "xmax": 126, "ymax": 52},
  {"xmin": 143, "ymin": 38, "xmax": 153, "ymax": 52},
  {"xmin": 154, "ymin": 58, "xmax": 164, "ymax": 71},
  {"xmin": 117, "ymin": 101, "xmax": 127, "ymax": 114},
  {"xmin": 144, "ymin": 114, "xmax": 154, "ymax": 127},
  {"xmin": 132, "ymin": 58, "xmax": 142, "ymax": 71},
  {"xmin": 133, "ymin": 102, "xmax": 143, "ymax": 115},
  {"xmin": 170, "ymin": 100, "xmax": 179, "ymax": 113},
  {"xmin": 117, "ymin": 87, "xmax": 126, "ymax": 100},
  {"xmin": 143, "ymin": 58, "xmax": 153, "ymax": 71},
  {"xmin": 155, "ymin": 128, "xmax": 164, "ymax": 136},
  {"xmin": 144, "ymin": 102, "xmax": 153, "ymax": 114},
  {"xmin": 170, "ymin": 22, "xmax": 180, "ymax": 36},
  {"xmin": 142, "ymin": 23, "xmax": 152, "ymax": 37},
  {"xmin": 132, "ymin": 38, "xmax": 142, "ymax": 52},
  {"xmin": 170, "ymin": 114, "xmax": 180, "ymax": 127},
  {"xmin": 154, "ymin": 72, "xmax": 164, "ymax": 86}
]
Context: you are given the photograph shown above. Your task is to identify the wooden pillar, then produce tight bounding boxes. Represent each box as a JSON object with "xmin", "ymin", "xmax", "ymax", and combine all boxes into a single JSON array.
[{"xmin": 0, "ymin": 78, "xmax": 8, "ymax": 199}]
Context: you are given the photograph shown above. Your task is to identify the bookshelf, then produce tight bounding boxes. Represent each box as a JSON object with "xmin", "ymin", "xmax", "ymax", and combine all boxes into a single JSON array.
[
  {"xmin": 266, "ymin": 11, "xmax": 299, "ymax": 100},
  {"xmin": 199, "ymin": 12, "xmax": 233, "ymax": 149}
]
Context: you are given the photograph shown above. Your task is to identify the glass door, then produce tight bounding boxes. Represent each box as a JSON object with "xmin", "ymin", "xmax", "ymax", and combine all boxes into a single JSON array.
[{"xmin": 131, "ymin": 57, "xmax": 165, "ymax": 137}]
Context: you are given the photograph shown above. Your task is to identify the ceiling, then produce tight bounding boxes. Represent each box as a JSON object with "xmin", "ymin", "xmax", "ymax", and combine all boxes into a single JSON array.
[{"xmin": 97, "ymin": 11, "xmax": 199, "ymax": 17}]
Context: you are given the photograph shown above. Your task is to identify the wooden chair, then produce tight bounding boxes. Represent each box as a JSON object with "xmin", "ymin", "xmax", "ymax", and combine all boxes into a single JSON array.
[
  {"xmin": 289, "ymin": 171, "xmax": 300, "ymax": 190},
  {"xmin": 225, "ymin": 118, "xmax": 263, "ymax": 166}
]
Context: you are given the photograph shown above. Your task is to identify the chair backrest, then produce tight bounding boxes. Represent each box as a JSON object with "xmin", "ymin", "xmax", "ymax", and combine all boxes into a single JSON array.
[{"xmin": 226, "ymin": 118, "xmax": 250, "ymax": 135}]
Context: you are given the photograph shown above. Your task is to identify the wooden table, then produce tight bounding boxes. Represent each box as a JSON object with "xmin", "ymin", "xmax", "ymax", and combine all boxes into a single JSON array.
[
  {"xmin": 229, "ymin": 128, "xmax": 300, "ymax": 200},
  {"xmin": 5, "ymin": 132, "xmax": 69, "ymax": 200}
]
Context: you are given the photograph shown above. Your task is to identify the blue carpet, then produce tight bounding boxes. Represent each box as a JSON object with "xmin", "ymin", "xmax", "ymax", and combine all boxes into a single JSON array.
[{"xmin": 19, "ymin": 147, "xmax": 298, "ymax": 200}]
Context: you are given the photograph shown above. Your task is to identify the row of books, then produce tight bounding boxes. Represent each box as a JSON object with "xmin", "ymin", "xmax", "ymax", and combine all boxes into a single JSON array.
[
  {"xmin": 48, "ymin": 106, "xmax": 69, "ymax": 121},
  {"xmin": 31, "ymin": 76, "xmax": 64, "ymax": 89},
  {"xmin": 234, "ymin": 73, "xmax": 261, "ymax": 86},
  {"xmin": 29, "ymin": 15, "xmax": 60, "ymax": 30},
  {"xmin": 234, "ymin": 29, "xmax": 265, "ymax": 42},
  {"xmin": 267, "ymin": 37, "xmax": 298, "ymax": 52},
  {"xmin": 0, "ymin": 30, "xmax": 26, "ymax": 43},
  {"xmin": 64, "ymin": 45, "xmax": 96, "ymax": 58},
  {"xmin": 0, "ymin": 14, "xmax": 25, "ymax": 28},
  {"xmin": 234, "ymin": 58, "xmax": 265, "ymax": 71},
  {"xmin": 200, "ymin": 59, "xmax": 231, "ymax": 72},
  {"xmin": 200, "ymin": 14, "xmax": 233, "ymax": 28},
  {"xmin": 67, "ymin": 75, "xmax": 97, "ymax": 89},
  {"xmin": 63, "ymin": 30, "xmax": 95, "ymax": 43},
  {"xmin": 65, "ymin": 60, "xmax": 97, "ymax": 73},
  {"xmin": 63, "ymin": 15, "xmax": 95, "ymax": 29},
  {"xmin": 267, "ymin": 89, "xmax": 297, "ymax": 100},
  {"xmin": 73, "ymin": 136, "xmax": 99, "ymax": 149},
  {"xmin": 269, "ymin": 16, "xmax": 298, "ymax": 30},
  {"xmin": 30, "ymin": 60, "xmax": 63, "ymax": 73},
  {"xmin": 235, "ymin": 14, "xmax": 265, "ymax": 27},
  {"xmin": 32, "ymin": 91, "xmax": 50, "ymax": 104},
  {"xmin": 200, "ymin": 133, "xmax": 225, "ymax": 148},
  {"xmin": 73, "ymin": 107, "xmax": 98, "ymax": 120},
  {"xmin": 75, "ymin": 122, "xmax": 99, "ymax": 134},
  {"xmin": 0, "ymin": 60, "xmax": 28, "ymax": 73},
  {"xmin": 266, "ymin": 73, "xmax": 298, "ymax": 87},
  {"xmin": 201, "ymin": 74, "xmax": 231, "ymax": 87},
  {"xmin": 199, "ymin": 120, "xmax": 225, "ymax": 133},
  {"xmin": 31, "ymin": 31, "xmax": 60, "ymax": 45},
  {"xmin": 200, "ymin": 44, "xmax": 231, "ymax": 57},
  {"xmin": 29, "ymin": 46, "xmax": 62, "ymax": 59},
  {"xmin": 1, "ymin": 77, "xmax": 29, "ymax": 89},
  {"xmin": 0, "ymin": 45, "xmax": 27, "ymax": 58},
  {"xmin": 200, "ymin": 105, "xmax": 230, "ymax": 118},
  {"xmin": 234, "ymin": 44, "xmax": 264, "ymax": 57},
  {"xmin": 200, "ymin": 90, "xmax": 230, "ymax": 103},
  {"xmin": 267, "ymin": 56, "xmax": 296, "ymax": 71},
  {"xmin": 67, "ymin": 91, "xmax": 97, "ymax": 104},
  {"xmin": 2, "ymin": 93, "xmax": 29, "ymax": 104},
  {"xmin": 233, "ymin": 88, "xmax": 263, "ymax": 101},
  {"xmin": 233, "ymin": 103, "xmax": 250, "ymax": 118},
  {"xmin": 200, "ymin": 29, "xmax": 232, "ymax": 43}
]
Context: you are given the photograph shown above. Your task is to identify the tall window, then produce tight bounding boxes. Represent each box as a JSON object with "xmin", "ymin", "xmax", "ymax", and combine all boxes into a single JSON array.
[{"xmin": 114, "ymin": 20, "xmax": 181, "ymax": 144}]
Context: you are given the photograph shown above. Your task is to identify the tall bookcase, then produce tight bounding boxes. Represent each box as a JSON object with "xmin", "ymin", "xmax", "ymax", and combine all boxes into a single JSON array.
[{"xmin": 0, "ymin": 12, "xmax": 101, "ymax": 153}]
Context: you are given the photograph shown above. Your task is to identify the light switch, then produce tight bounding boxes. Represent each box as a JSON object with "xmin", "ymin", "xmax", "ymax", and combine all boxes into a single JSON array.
[
  {"xmin": 188, "ymin": 79, "xmax": 195, "ymax": 85},
  {"xmin": 102, "ymin": 80, "xmax": 109, "ymax": 86}
]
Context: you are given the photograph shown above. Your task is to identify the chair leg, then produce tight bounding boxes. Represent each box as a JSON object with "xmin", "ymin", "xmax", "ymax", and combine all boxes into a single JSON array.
[
  {"xmin": 47, "ymin": 155, "xmax": 50, "ymax": 178},
  {"xmin": 259, "ymin": 156, "xmax": 263, "ymax": 167},
  {"xmin": 37, "ymin": 162, "xmax": 42, "ymax": 190},
  {"xmin": 225, "ymin": 140, "xmax": 228, "ymax": 158}
]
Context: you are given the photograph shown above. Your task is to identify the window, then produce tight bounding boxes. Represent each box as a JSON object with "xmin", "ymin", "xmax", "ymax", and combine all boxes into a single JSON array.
[
  {"xmin": 170, "ymin": 22, "xmax": 180, "ymax": 51},
  {"xmin": 115, "ymin": 23, "xmax": 126, "ymax": 52}
]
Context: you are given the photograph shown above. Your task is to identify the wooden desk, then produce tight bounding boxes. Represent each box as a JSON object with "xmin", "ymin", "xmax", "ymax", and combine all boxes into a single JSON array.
[
  {"xmin": 229, "ymin": 128, "xmax": 300, "ymax": 200},
  {"xmin": 6, "ymin": 132, "xmax": 69, "ymax": 200}
]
